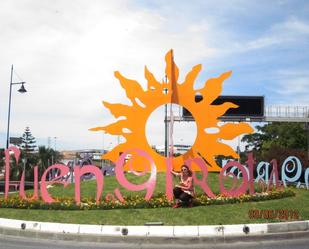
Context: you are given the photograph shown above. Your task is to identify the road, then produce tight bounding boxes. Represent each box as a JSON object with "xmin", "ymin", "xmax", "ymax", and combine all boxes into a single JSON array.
[{"xmin": 1, "ymin": 234, "xmax": 309, "ymax": 249}]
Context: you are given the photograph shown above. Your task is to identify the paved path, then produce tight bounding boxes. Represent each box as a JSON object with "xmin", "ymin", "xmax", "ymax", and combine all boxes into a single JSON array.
[
  {"xmin": 0, "ymin": 217, "xmax": 309, "ymax": 248},
  {"xmin": 1, "ymin": 233, "xmax": 309, "ymax": 249},
  {"xmin": 1, "ymin": 218, "xmax": 309, "ymax": 238}
]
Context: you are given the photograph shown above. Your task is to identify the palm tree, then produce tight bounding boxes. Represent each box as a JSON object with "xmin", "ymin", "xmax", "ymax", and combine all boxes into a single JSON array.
[{"xmin": 37, "ymin": 146, "xmax": 62, "ymax": 178}]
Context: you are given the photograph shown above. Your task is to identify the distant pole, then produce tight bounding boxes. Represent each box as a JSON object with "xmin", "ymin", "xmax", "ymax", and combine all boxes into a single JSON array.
[
  {"xmin": 164, "ymin": 76, "xmax": 168, "ymax": 157},
  {"xmin": 164, "ymin": 95, "xmax": 168, "ymax": 157},
  {"xmin": 54, "ymin": 137, "xmax": 57, "ymax": 151},
  {"xmin": 6, "ymin": 65, "xmax": 14, "ymax": 149},
  {"xmin": 102, "ymin": 132, "xmax": 105, "ymax": 153},
  {"xmin": 102, "ymin": 132, "xmax": 105, "ymax": 167},
  {"xmin": 6, "ymin": 65, "xmax": 27, "ymax": 149},
  {"xmin": 117, "ymin": 135, "xmax": 120, "ymax": 145},
  {"xmin": 47, "ymin": 136, "xmax": 51, "ymax": 148},
  {"xmin": 307, "ymin": 123, "xmax": 309, "ymax": 159},
  {"xmin": 53, "ymin": 137, "xmax": 57, "ymax": 164},
  {"xmin": 22, "ymin": 158, "xmax": 26, "ymax": 174}
]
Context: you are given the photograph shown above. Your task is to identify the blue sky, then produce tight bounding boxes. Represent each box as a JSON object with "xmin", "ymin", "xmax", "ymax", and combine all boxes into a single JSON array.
[{"xmin": 0, "ymin": 0, "xmax": 308, "ymax": 150}]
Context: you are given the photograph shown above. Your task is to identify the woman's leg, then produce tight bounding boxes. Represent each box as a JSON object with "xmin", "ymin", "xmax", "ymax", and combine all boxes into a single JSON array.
[
  {"xmin": 179, "ymin": 192, "xmax": 193, "ymax": 207},
  {"xmin": 173, "ymin": 187, "xmax": 183, "ymax": 199},
  {"xmin": 172, "ymin": 187, "xmax": 183, "ymax": 208}
]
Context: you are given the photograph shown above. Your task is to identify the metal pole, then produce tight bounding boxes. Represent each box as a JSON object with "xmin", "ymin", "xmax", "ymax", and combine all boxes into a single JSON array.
[
  {"xmin": 6, "ymin": 65, "xmax": 14, "ymax": 149},
  {"xmin": 102, "ymin": 132, "xmax": 105, "ymax": 167},
  {"xmin": 71, "ymin": 159, "xmax": 74, "ymax": 183},
  {"xmin": 307, "ymin": 123, "xmax": 309, "ymax": 160},
  {"xmin": 54, "ymin": 137, "xmax": 57, "ymax": 151},
  {"xmin": 22, "ymin": 158, "xmax": 26, "ymax": 173},
  {"xmin": 54, "ymin": 137, "xmax": 57, "ymax": 163},
  {"xmin": 304, "ymin": 122, "xmax": 309, "ymax": 160},
  {"xmin": 164, "ymin": 75, "xmax": 168, "ymax": 158},
  {"xmin": 164, "ymin": 95, "xmax": 168, "ymax": 157},
  {"xmin": 102, "ymin": 132, "xmax": 105, "ymax": 154}
]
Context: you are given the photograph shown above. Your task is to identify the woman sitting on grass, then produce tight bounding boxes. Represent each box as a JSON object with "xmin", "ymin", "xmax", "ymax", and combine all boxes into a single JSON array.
[{"xmin": 172, "ymin": 165, "xmax": 195, "ymax": 208}]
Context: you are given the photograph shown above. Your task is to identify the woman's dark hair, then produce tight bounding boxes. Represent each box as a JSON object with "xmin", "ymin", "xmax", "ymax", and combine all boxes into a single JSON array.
[{"xmin": 181, "ymin": 165, "xmax": 192, "ymax": 177}]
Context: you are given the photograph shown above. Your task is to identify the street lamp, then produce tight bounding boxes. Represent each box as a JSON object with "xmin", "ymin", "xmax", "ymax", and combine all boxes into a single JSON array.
[
  {"xmin": 164, "ymin": 91, "xmax": 168, "ymax": 158},
  {"xmin": 163, "ymin": 75, "xmax": 168, "ymax": 158},
  {"xmin": 53, "ymin": 137, "xmax": 57, "ymax": 164},
  {"xmin": 21, "ymin": 158, "xmax": 27, "ymax": 173},
  {"xmin": 6, "ymin": 65, "xmax": 27, "ymax": 149}
]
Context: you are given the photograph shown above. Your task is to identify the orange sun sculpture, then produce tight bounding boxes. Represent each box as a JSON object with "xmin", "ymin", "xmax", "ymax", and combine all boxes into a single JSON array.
[{"xmin": 91, "ymin": 50, "xmax": 253, "ymax": 172}]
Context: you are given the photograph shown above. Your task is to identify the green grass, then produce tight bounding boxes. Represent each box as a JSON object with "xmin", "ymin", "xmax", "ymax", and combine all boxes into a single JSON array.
[
  {"xmin": 0, "ymin": 173, "xmax": 308, "ymax": 225},
  {"xmin": 45, "ymin": 172, "xmax": 248, "ymax": 198}
]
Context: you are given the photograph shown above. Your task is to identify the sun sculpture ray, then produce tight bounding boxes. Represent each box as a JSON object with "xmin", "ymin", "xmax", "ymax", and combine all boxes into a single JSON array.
[{"xmin": 91, "ymin": 50, "xmax": 253, "ymax": 172}]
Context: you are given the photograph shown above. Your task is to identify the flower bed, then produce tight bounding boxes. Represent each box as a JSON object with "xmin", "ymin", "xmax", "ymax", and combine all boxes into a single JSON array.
[{"xmin": 0, "ymin": 188, "xmax": 295, "ymax": 210}]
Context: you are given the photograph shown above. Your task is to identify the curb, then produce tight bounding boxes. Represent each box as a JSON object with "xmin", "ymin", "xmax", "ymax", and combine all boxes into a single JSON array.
[{"xmin": 0, "ymin": 218, "xmax": 308, "ymax": 240}]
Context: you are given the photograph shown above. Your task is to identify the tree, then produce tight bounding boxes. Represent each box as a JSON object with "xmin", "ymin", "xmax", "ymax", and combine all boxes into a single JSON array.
[
  {"xmin": 242, "ymin": 122, "xmax": 307, "ymax": 152},
  {"xmin": 37, "ymin": 146, "xmax": 62, "ymax": 177},
  {"xmin": 242, "ymin": 122, "xmax": 308, "ymax": 165},
  {"xmin": 18, "ymin": 127, "xmax": 38, "ymax": 180},
  {"xmin": 20, "ymin": 127, "xmax": 37, "ymax": 153}
]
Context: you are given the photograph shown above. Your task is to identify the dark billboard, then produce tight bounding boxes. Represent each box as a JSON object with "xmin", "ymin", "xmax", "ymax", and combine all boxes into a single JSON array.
[{"xmin": 182, "ymin": 95, "xmax": 264, "ymax": 118}]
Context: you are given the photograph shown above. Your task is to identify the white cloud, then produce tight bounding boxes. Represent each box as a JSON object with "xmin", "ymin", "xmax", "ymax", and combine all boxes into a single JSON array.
[
  {"xmin": 0, "ymin": 0, "xmax": 308, "ymax": 152},
  {"xmin": 246, "ymin": 17, "xmax": 309, "ymax": 50},
  {"xmin": 0, "ymin": 0, "xmax": 217, "ymax": 150},
  {"xmin": 210, "ymin": 16, "xmax": 309, "ymax": 56},
  {"xmin": 270, "ymin": 69, "xmax": 309, "ymax": 105}
]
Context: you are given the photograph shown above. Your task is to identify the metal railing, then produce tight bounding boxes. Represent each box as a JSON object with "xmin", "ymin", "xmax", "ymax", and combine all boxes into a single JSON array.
[
  {"xmin": 169, "ymin": 105, "xmax": 309, "ymax": 123},
  {"xmin": 265, "ymin": 105, "xmax": 309, "ymax": 122}
]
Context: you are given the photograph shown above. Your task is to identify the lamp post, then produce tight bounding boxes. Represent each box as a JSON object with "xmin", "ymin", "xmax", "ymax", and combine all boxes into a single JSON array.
[
  {"xmin": 21, "ymin": 158, "xmax": 27, "ymax": 173},
  {"xmin": 163, "ymin": 75, "xmax": 168, "ymax": 158},
  {"xmin": 53, "ymin": 137, "xmax": 57, "ymax": 164},
  {"xmin": 164, "ymin": 88, "xmax": 168, "ymax": 158},
  {"xmin": 6, "ymin": 65, "xmax": 27, "ymax": 149}
]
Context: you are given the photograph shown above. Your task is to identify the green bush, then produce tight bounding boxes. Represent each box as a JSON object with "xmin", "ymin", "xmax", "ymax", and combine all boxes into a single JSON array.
[{"xmin": 0, "ymin": 188, "xmax": 295, "ymax": 210}]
